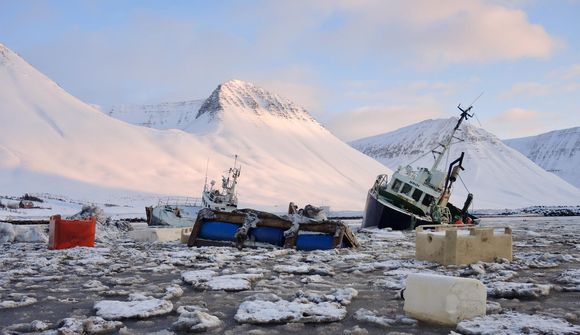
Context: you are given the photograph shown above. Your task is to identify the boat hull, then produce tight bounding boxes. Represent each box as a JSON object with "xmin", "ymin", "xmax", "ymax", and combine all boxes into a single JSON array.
[{"xmin": 362, "ymin": 191, "xmax": 432, "ymax": 230}]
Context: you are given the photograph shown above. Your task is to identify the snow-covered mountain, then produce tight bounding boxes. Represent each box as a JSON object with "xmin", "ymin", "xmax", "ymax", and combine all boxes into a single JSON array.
[
  {"xmin": 0, "ymin": 43, "xmax": 386, "ymax": 210},
  {"xmin": 179, "ymin": 79, "xmax": 389, "ymax": 208},
  {"xmin": 504, "ymin": 127, "xmax": 580, "ymax": 188},
  {"xmin": 108, "ymin": 100, "xmax": 204, "ymax": 130},
  {"xmin": 350, "ymin": 118, "xmax": 580, "ymax": 209}
]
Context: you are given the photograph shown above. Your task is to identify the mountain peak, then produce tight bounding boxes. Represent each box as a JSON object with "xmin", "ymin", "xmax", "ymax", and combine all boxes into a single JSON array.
[
  {"xmin": 196, "ymin": 79, "xmax": 316, "ymax": 122},
  {"xmin": 0, "ymin": 43, "xmax": 16, "ymax": 66}
]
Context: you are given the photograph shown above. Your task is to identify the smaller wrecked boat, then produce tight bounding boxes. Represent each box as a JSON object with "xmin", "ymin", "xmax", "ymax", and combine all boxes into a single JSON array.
[
  {"xmin": 186, "ymin": 206, "xmax": 359, "ymax": 251},
  {"xmin": 146, "ymin": 156, "xmax": 242, "ymax": 227},
  {"xmin": 200, "ymin": 155, "xmax": 241, "ymax": 212}
]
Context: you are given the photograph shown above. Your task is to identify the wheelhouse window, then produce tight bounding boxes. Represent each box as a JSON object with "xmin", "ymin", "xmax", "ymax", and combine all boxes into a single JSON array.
[
  {"xmin": 391, "ymin": 179, "xmax": 403, "ymax": 192},
  {"xmin": 400, "ymin": 183, "xmax": 412, "ymax": 195},
  {"xmin": 412, "ymin": 189, "xmax": 423, "ymax": 202},
  {"xmin": 422, "ymin": 194, "xmax": 434, "ymax": 206}
]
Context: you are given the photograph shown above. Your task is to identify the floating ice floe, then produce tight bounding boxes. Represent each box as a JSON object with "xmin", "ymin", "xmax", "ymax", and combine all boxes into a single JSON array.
[
  {"xmin": 274, "ymin": 264, "xmax": 335, "ymax": 276},
  {"xmin": 456, "ymin": 312, "xmax": 580, "ymax": 335},
  {"xmin": 13, "ymin": 225, "xmax": 48, "ymax": 243},
  {"xmin": 235, "ymin": 292, "xmax": 350, "ymax": 324},
  {"xmin": 273, "ymin": 264, "xmax": 311, "ymax": 274},
  {"xmin": 181, "ymin": 269, "xmax": 218, "ymax": 285},
  {"xmin": 486, "ymin": 281, "xmax": 551, "ymax": 298},
  {"xmin": 108, "ymin": 275, "xmax": 146, "ymax": 286},
  {"xmin": 515, "ymin": 252, "xmax": 577, "ymax": 268},
  {"xmin": 358, "ymin": 228, "xmax": 405, "ymax": 240},
  {"xmin": 353, "ymin": 308, "xmax": 418, "ymax": 328},
  {"xmin": 162, "ymin": 285, "xmax": 184, "ymax": 299},
  {"xmin": 205, "ymin": 273, "xmax": 264, "ymax": 291},
  {"xmin": 94, "ymin": 294, "xmax": 173, "ymax": 320},
  {"xmin": 181, "ymin": 270, "xmax": 263, "ymax": 291},
  {"xmin": 300, "ymin": 274, "xmax": 327, "ymax": 284},
  {"xmin": 2, "ymin": 320, "xmax": 50, "ymax": 333},
  {"xmin": 0, "ymin": 293, "xmax": 37, "ymax": 309},
  {"xmin": 172, "ymin": 305, "xmax": 223, "ymax": 333},
  {"xmin": 295, "ymin": 288, "xmax": 358, "ymax": 305},
  {"xmin": 83, "ymin": 280, "xmax": 109, "ymax": 292},
  {"xmin": 555, "ymin": 269, "xmax": 580, "ymax": 291},
  {"xmin": 57, "ymin": 316, "xmax": 124, "ymax": 335},
  {"xmin": 0, "ymin": 222, "xmax": 16, "ymax": 243},
  {"xmin": 485, "ymin": 301, "xmax": 502, "ymax": 314}
]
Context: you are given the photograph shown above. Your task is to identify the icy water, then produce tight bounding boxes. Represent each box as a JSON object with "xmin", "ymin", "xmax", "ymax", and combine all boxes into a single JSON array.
[{"xmin": 1, "ymin": 216, "xmax": 579, "ymax": 334}]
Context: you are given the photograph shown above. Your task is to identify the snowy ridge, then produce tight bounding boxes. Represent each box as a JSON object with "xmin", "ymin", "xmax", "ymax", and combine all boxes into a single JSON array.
[
  {"xmin": 108, "ymin": 100, "xmax": 203, "ymax": 130},
  {"xmin": 350, "ymin": 118, "xmax": 580, "ymax": 209},
  {"xmin": 0, "ymin": 44, "xmax": 386, "ymax": 210},
  {"xmin": 504, "ymin": 127, "xmax": 580, "ymax": 188}
]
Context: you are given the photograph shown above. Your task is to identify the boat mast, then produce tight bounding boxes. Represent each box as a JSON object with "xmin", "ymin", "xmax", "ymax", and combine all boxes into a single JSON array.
[{"xmin": 430, "ymin": 104, "xmax": 474, "ymax": 173}]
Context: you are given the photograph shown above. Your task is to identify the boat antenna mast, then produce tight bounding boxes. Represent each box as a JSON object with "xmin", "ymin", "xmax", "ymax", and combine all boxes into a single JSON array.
[
  {"xmin": 203, "ymin": 158, "xmax": 210, "ymax": 192},
  {"xmin": 430, "ymin": 95, "xmax": 480, "ymax": 173}
]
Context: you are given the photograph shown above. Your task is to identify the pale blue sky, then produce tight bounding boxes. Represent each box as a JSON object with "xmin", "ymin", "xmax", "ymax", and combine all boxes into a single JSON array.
[{"xmin": 1, "ymin": 0, "xmax": 579, "ymax": 140}]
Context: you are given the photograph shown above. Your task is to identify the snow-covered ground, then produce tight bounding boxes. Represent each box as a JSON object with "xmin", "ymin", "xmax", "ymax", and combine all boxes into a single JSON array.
[{"xmin": 1, "ymin": 216, "xmax": 579, "ymax": 334}]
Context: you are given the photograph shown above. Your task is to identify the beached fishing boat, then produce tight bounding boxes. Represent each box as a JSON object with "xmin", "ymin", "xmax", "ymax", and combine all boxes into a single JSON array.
[
  {"xmin": 186, "ymin": 207, "xmax": 359, "ymax": 250},
  {"xmin": 362, "ymin": 104, "xmax": 478, "ymax": 230}
]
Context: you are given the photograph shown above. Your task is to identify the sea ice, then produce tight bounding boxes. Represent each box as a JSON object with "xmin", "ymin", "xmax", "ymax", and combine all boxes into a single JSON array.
[
  {"xmin": 83, "ymin": 280, "xmax": 109, "ymax": 292},
  {"xmin": 2, "ymin": 320, "xmax": 50, "ymax": 333},
  {"xmin": 456, "ymin": 312, "xmax": 580, "ymax": 334},
  {"xmin": 13, "ymin": 225, "xmax": 48, "ymax": 243},
  {"xmin": 205, "ymin": 273, "xmax": 264, "ymax": 291},
  {"xmin": 485, "ymin": 301, "xmax": 502, "ymax": 314},
  {"xmin": 273, "ymin": 264, "xmax": 311, "ymax": 274},
  {"xmin": 0, "ymin": 222, "xmax": 15, "ymax": 243},
  {"xmin": 353, "ymin": 308, "xmax": 396, "ymax": 327},
  {"xmin": 235, "ymin": 293, "xmax": 347, "ymax": 324},
  {"xmin": 486, "ymin": 281, "xmax": 551, "ymax": 298},
  {"xmin": 162, "ymin": 285, "xmax": 184, "ymax": 300},
  {"xmin": 555, "ymin": 269, "xmax": 580, "ymax": 291},
  {"xmin": 172, "ymin": 305, "xmax": 223, "ymax": 332},
  {"xmin": 181, "ymin": 269, "xmax": 218, "ymax": 285},
  {"xmin": 0, "ymin": 293, "xmax": 37, "ymax": 309},
  {"xmin": 353, "ymin": 308, "xmax": 418, "ymax": 328},
  {"xmin": 206, "ymin": 275, "xmax": 252, "ymax": 291},
  {"xmin": 295, "ymin": 288, "xmax": 358, "ymax": 305},
  {"xmin": 94, "ymin": 296, "xmax": 173, "ymax": 320}
]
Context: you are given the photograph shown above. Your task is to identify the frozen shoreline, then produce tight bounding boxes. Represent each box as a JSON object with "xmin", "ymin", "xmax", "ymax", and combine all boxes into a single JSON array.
[{"xmin": 1, "ymin": 216, "xmax": 579, "ymax": 334}]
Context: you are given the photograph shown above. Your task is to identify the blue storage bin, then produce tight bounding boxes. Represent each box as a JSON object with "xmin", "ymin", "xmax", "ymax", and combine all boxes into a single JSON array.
[
  {"xmin": 296, "ymin": 234, "xmax": 334, "ymax": 251},
  {"xmin": 249, "ymin": 227, "xmax": 285, "ymax": 246},
  {"xmin": 199, "ymin": 221, "xmax": 240, "ymax": 241}
]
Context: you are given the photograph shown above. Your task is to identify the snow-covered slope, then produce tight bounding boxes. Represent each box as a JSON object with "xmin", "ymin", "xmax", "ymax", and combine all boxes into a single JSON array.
[
  {"xmin": 504, "ymin": 127, "xmax": 580, "ymax": 188},
  {"xmin": 0, "ymin": 44, "xmax": 386, "ymax": 210},
  {"xmin": 108, "ymin": 100, "xmax": 203, "ymax": 130},
  {"xmin": 350, "ymin": 118, "xmax": 580, "ymax": 209}
]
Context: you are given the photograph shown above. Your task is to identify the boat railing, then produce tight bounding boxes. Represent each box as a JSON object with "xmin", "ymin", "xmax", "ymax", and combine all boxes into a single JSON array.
[{"xmin": 157, "ymin": 196, "xmax": 201, "ymax": 207}]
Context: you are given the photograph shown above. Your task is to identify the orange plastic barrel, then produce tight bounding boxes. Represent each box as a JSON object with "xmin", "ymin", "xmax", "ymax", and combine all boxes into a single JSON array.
[{"xmin": 48, "ymin": 215, "xmax": 96, "ymax": 250}]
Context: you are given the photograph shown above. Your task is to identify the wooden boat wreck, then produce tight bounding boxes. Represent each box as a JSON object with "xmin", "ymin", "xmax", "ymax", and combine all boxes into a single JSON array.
[{"xmin": 186, "ymin": 207, "xmax": 359, "ymax": 250}]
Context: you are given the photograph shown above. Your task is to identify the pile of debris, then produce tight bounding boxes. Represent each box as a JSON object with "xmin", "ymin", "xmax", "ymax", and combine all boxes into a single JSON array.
[{"xmin": 68, "ymin": 205, "xmax": 132, "ymax": 242}]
